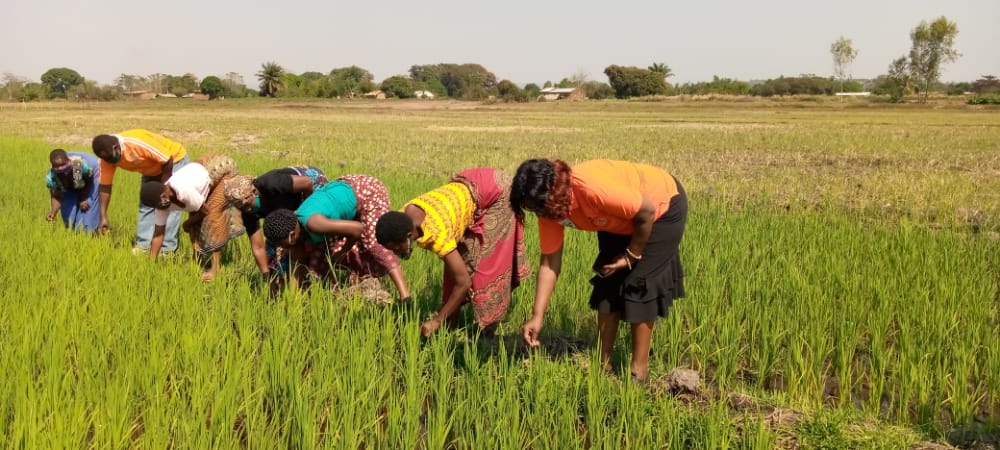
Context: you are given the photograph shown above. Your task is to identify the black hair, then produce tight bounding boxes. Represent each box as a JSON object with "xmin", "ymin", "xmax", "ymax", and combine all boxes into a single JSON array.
[
  {"xmin": 140, "ymin": 181, "xmax": 166, "ymax": 208},
  {"xmin": 510, "ymin": 158, "xmax": 556, "ymax": 221},
  {"xmin": 375, "ymin": 211, "xmax": 413, "ymax": 246},
  {"xmin": 91, "ymin": 134, "xmax": 118, "ymax": 159},
  {"xmin": 263, "ymin": 209, "xmax": 300, "ymax": 243},
  {"xmin": 49, "ymin": 149, "xmax": 68, "ymax": 163}
]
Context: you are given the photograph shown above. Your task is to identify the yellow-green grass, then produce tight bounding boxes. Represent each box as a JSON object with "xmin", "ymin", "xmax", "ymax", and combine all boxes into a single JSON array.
[{"xmin": 0, "ymin": 99, "xmax": 997, "ymax": 448}]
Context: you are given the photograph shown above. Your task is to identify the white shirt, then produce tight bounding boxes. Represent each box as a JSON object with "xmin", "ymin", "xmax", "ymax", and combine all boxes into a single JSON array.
[{"xmin": 154, "ymin": 163, "xmax": 211, "ymax": 226}]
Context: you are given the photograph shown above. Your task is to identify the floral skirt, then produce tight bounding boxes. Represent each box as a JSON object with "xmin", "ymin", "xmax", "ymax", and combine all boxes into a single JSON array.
[{"xmin": 304, "ymin": 175, "xmax": 400, "ymax": 281}]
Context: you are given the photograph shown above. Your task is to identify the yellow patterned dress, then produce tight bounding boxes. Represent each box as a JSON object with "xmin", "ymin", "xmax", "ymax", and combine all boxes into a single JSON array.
[{"xmin": 408, "ymin": 168, "xmax": 531, "ymax": 328}]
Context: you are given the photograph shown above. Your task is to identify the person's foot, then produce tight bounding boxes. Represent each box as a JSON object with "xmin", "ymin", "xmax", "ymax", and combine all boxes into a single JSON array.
[
  {"xmin": 630, "ymin": 367, "xmax": 649, "ymax": 384},
  {"xmin": 201, "ymin": 270, "xmax": 217, "ymax": 282},
  {"xmin": 600, "ymin": 360, "xmax": 614, "ymax": 376},
  {"xmin": 630, "ymin": 372, "xmax": 649, "ymax": 385}
]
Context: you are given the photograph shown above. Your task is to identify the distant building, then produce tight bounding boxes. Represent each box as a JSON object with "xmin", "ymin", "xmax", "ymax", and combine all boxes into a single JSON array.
[
  {"xmin": 538, "ymin": 86, "xmax": 586, "ymax": 101},
  {"xmin": 413, "ymin": 90, "xmax": 436, "ymax": 99},
  {"xmin": 834, "ymin": 92, "xmax": 872, "ymax": 96},
  {"xmin": 181, "ymin": 93, "xmax": 211, "ymax": 100},
  {"xmin": 363, "ymin": 90, "xmax": 386, "ymax": 99},
  {"xmin": 123, "ymin": 90, "xmax": 156, "ymax": 100}
]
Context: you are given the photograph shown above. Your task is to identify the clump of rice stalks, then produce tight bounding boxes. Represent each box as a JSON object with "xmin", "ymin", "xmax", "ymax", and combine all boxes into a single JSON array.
[{"xmin": 340, "ymin": 276, "xmax": 392, "ymax": 306}]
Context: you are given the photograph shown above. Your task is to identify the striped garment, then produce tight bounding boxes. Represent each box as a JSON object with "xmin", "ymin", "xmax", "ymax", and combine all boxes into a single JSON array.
[
  {"xmin": 409, "ymin": 182, "xmax": 475, "ymax": 257},
  {"xmin": 98, "ymin": 129, "xmax": 188, "ymax": 184}
]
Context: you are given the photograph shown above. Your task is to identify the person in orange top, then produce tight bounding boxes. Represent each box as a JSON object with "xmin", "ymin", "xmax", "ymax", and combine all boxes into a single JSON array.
[
  {"xmin": 510, "ymin": 159, "xmax": 688, "ymax": 383},
  {"xmin": 92, "ymin": 129, "xmax": 190, "ymax": 253}
]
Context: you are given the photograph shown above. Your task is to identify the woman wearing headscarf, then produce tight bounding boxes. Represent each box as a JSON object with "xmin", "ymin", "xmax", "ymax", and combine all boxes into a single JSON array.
[
  {"xmin": 44, "ymin": 149, "xmax": 101, "ymax": 232},
  {"xmin": 509, "ymin": 159, "xmax": 687, "ymax": 382},
  {"xmin": 224, "ymin": 165, "xmax": 328, "ymax": 289},
  {"xmin": 261, "ymin": 175, "xmax": 410, "ymax": 301},
  {"xmin": 375, "ymin": 168, "xmax": 531, "ymax": 336},
  {"xmin": 141, "ymin": 154, "xmax": 246, "ymax": 281}
]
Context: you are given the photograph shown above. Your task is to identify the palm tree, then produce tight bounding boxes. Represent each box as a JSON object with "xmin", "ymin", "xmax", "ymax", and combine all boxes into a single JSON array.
[
  {"xmin": 256, "ymin": 62, "xmax": 286, "ymax": 97},
  {"xmin": 648, "ymin": 62, "xmax": 674, "ymax": 79}
]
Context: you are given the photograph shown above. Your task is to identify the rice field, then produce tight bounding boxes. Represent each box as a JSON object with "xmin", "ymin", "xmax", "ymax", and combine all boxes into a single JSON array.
[{"xmin": 0, "ymin": 98, "xmax": 998, "ymax": 449}]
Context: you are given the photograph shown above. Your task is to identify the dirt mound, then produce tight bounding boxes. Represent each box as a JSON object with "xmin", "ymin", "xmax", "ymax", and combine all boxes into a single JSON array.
[
  {"xmin": 653, "ymin": 368, "xmax": 702, "ymax": 396},
  {"xmin": 765, "ymin": 407, "xmax": 805, "ymax": 429},
  {"xmin": 728, "ymin": 392, "xmax": 758, "ymax": 411}
]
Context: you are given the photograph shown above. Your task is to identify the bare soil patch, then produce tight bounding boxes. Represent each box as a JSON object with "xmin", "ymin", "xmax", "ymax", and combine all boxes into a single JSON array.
[
  {"xmin": 910, "ymin": 442, "xmax": 956, "ymax": 449},
  {"xmin": 163, "ymin": 130, "xmax": 214, "ymax": 142},
  {"xmin": 228, "ymin": 133, "xmax": 263, "ymax": 146},
  {"xmin": 45, "ymin": 134, "xmax": 92, "ymax": 147},
  {"xmin": 625, "ymin": 122, "xmax": 785, "ymax": 131},
  {"xmin": 425, "ymin": 125, "xmax": 582, "ymax": 133}
]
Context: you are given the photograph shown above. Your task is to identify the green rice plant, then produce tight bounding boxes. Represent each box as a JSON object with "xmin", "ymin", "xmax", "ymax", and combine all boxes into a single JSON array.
[
  {"xmin": 676, "ymin": 401, "xmax": 738, "ymax": 449},
  {"xmin": 384, "ymin": 308, "xmax": 427, "ymax": 449},
  {"xmin": 582, "ymin": 352, "xmax": 615, "ymax": 448},
  {"xmin": 613, "ymin": 378, "xmax": 655, "ymax": 447},
  {"xmin": 423, "ymin": 333, "xmax": 459, "ymax": 449},
  {"xmin": 796, "ymin": 410, "xmax": 850, "ymax": 449},
  {"xmin": 519, "ymin": 354, "xmax": 587, "ymax": 449},
  {"xmin": 736, "ymin": 416, "xmax": 778, "ymax": 449}
]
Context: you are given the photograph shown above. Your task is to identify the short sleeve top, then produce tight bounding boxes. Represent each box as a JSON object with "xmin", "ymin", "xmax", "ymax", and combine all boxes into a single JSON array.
[
  {"xmin": 537, "ymin": 160, "xmax": 678, "ymax": 254},
  {"xmin": 408, "ymin": 182, "xmax": 475, "ymax": 257},
  {"xmin": 295, "ymin": 181, "xmax": 358, "ymax": 243}
]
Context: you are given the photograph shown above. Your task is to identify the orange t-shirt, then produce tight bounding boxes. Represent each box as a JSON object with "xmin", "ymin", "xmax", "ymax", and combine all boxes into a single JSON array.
[
  {"xmin": 538, "ymin": 160, "xmax": 678, "ymax": 254},
  {"xmin": 98, "ymin": 129, "xmax": 188, "ymax": 185}
]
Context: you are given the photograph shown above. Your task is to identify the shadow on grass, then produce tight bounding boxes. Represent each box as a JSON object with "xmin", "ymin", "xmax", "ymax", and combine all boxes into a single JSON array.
[
  {"xmin": 442, "ymin": 324, "xmax": 597, "ymax": 376},
  {"xmin": 946, "ymin": 424, "xmax": 1000, "ymax": 449}
]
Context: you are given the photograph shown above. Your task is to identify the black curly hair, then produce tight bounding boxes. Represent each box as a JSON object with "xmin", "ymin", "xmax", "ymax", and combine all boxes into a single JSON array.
[
  {"xmin": 375, "ymin": 211, "xmax": 413, "ymax": 246},
  {"xmin": 140, "ymin": 181, "xmax": 167, "ymax": 209},
  {"xmin": 91, "ymin": 134, "xmax": 118, "ymax": 160},
  {"xmin": 510, "ymin": 158, "xmax": 572, "ymax": 221},
  {"xmin": 49, "ymin": 149, "xmax": 68, "ymax": 164},
  {"xmin": 263, "ymin": 209, "xmax": 300, "ymax": 244}
]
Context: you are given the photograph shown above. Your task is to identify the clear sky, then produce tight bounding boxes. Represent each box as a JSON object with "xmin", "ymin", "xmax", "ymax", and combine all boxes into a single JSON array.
[{"xmin": 3, "ymin": 0, "xmax": 997, "ymax": 87}]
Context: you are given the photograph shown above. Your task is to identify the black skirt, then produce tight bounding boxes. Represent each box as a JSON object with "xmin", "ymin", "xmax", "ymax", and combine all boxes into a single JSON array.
[{"xmin": 589, "ymin": 177, "xmax": 687, "ymax": 323}]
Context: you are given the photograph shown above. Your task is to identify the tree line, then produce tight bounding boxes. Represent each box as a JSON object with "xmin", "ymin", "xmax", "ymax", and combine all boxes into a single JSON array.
[{"xmin": 3, "ymin": 16, "xmax": 997, "ymax": 104}]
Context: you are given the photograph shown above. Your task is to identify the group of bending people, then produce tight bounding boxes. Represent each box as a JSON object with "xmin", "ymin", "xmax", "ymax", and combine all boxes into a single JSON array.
[{"xmin": 45, "ymin": 129, "xmax": 687, "ymax": 381}]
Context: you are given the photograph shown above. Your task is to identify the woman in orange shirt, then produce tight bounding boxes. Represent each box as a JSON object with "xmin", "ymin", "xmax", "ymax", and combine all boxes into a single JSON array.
[{"xmin": 511, "ymin": 158, "xmax": 687, "ymax": 382}]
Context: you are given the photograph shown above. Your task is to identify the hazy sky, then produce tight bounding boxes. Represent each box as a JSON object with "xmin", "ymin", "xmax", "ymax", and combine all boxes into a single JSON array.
[{"xmin": 3, "ymin": 0, "xmax": 997, "ymax": 87}]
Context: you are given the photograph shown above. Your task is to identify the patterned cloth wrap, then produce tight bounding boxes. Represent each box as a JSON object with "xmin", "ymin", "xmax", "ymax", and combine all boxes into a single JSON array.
[
  {"xmin": 410, "ymin": 168, "xmax": 531, "ymax": 328},
  {"xmin": 186, "ymin": 154, "xmax": 246, "ymax": 254},
  {"xmin": 303, "ymin": 175, "xmax": 400, "ymax": 283}
]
